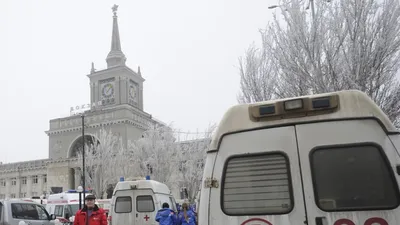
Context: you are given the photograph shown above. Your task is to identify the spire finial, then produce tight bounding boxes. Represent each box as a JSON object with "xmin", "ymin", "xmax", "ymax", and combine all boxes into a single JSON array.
[
  {"xmin": 138, "ymin": 66, "xmax": 141, "ymax": 75},
  {"xmin": 106, "ymin": 4, "xmax": 126, "ymax": 68},
  {"xmin": 112, "ymin": 4, "xmax": 118, "ymax": 16},
  {"xmin": 91, "ymin": 62, "xmax": 96, "ymax": 74}
]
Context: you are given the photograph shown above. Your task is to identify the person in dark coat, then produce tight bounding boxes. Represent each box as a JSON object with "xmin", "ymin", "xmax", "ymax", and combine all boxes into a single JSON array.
[
  {"xmin": 73, "ymin": 194, "xmax": 107, "ymax": 225},
  {"xmin": 155, "ymin": 202, "xmax": 177, "ymax": 225}
]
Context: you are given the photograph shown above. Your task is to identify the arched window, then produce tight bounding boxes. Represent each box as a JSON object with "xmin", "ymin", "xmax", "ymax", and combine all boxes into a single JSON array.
[{"xmin": 69, "ymin": 135, "xmax": 99, "ymax": 158}]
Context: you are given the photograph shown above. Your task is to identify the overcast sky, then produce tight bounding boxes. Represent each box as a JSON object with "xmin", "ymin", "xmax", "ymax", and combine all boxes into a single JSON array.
[{"xmin": 0, "ymin": 0, "xmax": 279, "ymax": 163}]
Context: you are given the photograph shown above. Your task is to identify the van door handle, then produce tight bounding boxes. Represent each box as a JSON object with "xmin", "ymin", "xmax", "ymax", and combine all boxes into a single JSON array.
[
  {"xmin": 136, "ymin": 213, "xmax": 138, "ymax": 218},
  {"xmin": 316, "ymin": 217, "xmax": 326, "ymax": 225}
]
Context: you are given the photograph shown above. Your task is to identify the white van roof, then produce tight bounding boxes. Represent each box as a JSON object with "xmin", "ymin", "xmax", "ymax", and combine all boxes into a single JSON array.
[
  {"xmin": 47, "ymin": 192, "xmax": 81, "ymax": 204},
  {"xmin": 210, "ymin": 90, "xmax": 398, "ymax": 150},
  {"xmin": 113, "ymin": 180, "xmax": 171, "ymax": 195}
]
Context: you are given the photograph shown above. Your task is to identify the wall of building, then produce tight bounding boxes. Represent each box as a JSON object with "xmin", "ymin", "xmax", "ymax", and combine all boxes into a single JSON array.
[{"xmin": 0, "ymin": 161, "xmax": 48, "ymax": 199}]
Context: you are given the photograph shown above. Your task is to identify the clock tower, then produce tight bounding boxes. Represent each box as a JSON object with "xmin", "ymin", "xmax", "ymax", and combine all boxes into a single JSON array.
[
  {"xmin": 45, "ymin": 4, "xmax": 163, "ymax": 193},
  {"xmin": 88, "ymin": 4, "xmax": 144, "ymax": 110}
]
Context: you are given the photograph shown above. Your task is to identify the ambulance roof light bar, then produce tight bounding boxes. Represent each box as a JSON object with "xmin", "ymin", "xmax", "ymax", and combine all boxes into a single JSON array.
[
  {"xmin": 252, "ymin": 94, "xmax": 339, "ymax": 120},
  {"xmin": 284, "ymin": 99, "xmax": 303, "ymax": 111}
]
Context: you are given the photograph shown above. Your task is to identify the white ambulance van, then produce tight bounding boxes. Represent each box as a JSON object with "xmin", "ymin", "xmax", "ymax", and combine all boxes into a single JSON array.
[
  {"xmin": 109, "ymin": 179, "xmax": 177, "ymax": 225},
  {"xmin": 199, "ymin": 90, "xmax": 400, "ymax": 225},
  {"xmin": 46, "ymin": 191, "xmax": 84, "ymax": 223}
]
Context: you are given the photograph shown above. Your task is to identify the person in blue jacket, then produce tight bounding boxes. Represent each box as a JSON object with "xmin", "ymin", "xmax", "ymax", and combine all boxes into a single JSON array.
[
  {"xmin": 177, "ymin": 203, "xmax": 197, "ymax": 225},
  {"xmin": 155, "ymin": 202, "xmax": 177, "ymax": 225}
]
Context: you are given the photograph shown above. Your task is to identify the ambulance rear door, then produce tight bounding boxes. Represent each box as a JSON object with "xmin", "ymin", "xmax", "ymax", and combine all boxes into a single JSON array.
[
  {"xmin": 296, "ymin": 119, "xmax": 400, "ymax": 225},
  {"xmin": 112, "ymin": 189, "xmax": 136, "ymax": 225},
  {"xmin": 208, "ymin": 126, "xmax": 307, "ymax": 225},
  {"xmin": 134, "ymin": 189, "xmax": 157, "ymax": 225}
]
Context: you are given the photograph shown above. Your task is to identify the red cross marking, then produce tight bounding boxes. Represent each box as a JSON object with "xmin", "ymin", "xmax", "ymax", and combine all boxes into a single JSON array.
[{"xmin": 144, "ymin": 215, "xmax": 150, "ymax": 221}]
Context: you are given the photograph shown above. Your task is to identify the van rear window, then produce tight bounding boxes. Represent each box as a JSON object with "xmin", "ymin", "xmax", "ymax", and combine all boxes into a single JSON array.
[
  {"xmin": 311, "ymin": 144, "xmax": 400, "ymax": 211},
  {"xmin": 222, "ymin": 153, "xmax": 293, "ymax": 215},
  {"xmin": 136, "ymin": 196, "xmax": 155, "ymax": 212},
  {"xmin": 115, "ymin": 196, "xmax": 132, "ymax": 213}
]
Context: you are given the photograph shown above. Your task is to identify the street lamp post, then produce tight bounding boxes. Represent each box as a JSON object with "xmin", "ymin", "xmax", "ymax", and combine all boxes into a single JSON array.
[
  {"xmin": 77, "ymin": 186, "xmax": 83, "ymax": 210},
  {"xmin": 81, "ymin": 114, "xmax": 86, "ymax": 202}
]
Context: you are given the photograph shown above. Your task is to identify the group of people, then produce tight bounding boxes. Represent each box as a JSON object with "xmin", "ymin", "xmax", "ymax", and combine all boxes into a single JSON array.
[
  {"xmin": 71, "ymin": 195, "xmax": 197, "ymax": 225},
  {"xmin": 156, "ymin": 202, "xmax": 197, "ymax": 225}
]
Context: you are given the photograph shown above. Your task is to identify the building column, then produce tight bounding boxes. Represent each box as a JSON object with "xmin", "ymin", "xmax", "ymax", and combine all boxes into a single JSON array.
[
  {"xmin": 74, "ymin": 168, "xmax": 81, "ymax": 189},
  {"xmin": 5, "ymin": 178, "xmax": 11, "ymax": 198},
  {"xmin": 42, "ymin": 175, "xmax": 48, "ymax": 196},
  {"xmin": 16, "ymin": 177, "xmax": 21, "ymax": 198},
  {"xmin": 38, "ymin": 175, "xmax": 44, "ymax": 196},
  {"xmin": 26, "ymin": 176, "xmax": 32, "ymax": 197}
]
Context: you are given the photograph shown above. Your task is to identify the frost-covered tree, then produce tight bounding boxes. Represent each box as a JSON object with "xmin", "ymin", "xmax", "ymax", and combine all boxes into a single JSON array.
[
  {"xmin": 75, "ymin": 124, "xmax": 214, "ymax": 199},
  {"xmin": 176, "ymin": 126, "xmax": 214, "ymax": 202},
  {"xmin": 239, "ymin": 0, "xmax": 400, "ymax": 127},
  {"xmin": 128, "ymin": 124, "xmax": 215, "ymax": 201},
  {"xmin": 77, "ymin": 128, "xmax": 126, "ymax": 198},
  {"xmin": 128, "ymin": 124, "xmax": 179, "ymax": 188}
]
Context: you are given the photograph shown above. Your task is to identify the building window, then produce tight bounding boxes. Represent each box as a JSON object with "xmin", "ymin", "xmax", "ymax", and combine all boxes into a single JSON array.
[
  {"xmin": 180, "ymin": 187, "xmax": 188, "ymax": 199},
  {"xmin": 32, "ymin": 176, "xmax": 38, "ymax": 184},
  {"xmin": 197, "ymin": 159, "xmax": 204, "ymax": 169},
  {"xmin": 222, "ymin": 153, "xmax": 293, "ymax": 215},
  {"xmin": 0, "ymin": 180, "xmax": 5, "ymax": 187},
  {"xmin": 19, "ymin": 193, "xmax": 26, "ymax": 198},
  {"xmin": 0, "ymin": 194, "xmax": 5, "ymax": 199},
  {"xmin": 32, "ymin": 192, "xmax": 38, "ymax": 197},
  {"xmin": 11, "ymin": 178, "xmax": 17, "ymax": 186},
  {"xmin": 21, "ymin": 177, "xmax": 27, "ymax": 185},
  {"xmin": 43, "ymin": 175, "xmax": 47, "ymax": 183},
  {"xmin": 310, "ymin": 144, "xmax": 400, "ymax": 211},
  {"xmin": 146, "ymin": 164, "xmax": 153, "ymax": 174},
  {"xmin": 178, "ymin": 161, "xmax": 186, "ymax": 171},
  {"xmin": 10, "ymin": 193, "xmax": 16, "ymax": 198}
]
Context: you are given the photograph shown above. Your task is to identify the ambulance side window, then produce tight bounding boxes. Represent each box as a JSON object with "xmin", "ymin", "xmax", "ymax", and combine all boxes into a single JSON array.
[
  {"xmin": 136, "ymin": 196, "xmax": 155, "ymax": 212},
  {"xmin": 54, "ymin": 205, "xmax": 63, "ymax": 217},
  {"xmin": 310, "ymin": 144, "xmax": 400, "ymax": 211},
  {"xmin": 115, "ymin": 197, "xmax": 132, "ymax": 213},
  {"xmin": 221, "ymin": 152, "xmax": 293, "ymax": 215}
]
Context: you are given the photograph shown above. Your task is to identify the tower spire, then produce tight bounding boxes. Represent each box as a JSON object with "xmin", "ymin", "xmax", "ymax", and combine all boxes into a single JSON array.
[
  {"xmin": 106, "ymin": 4, "xmax": 126, "ymax": 68},
  {"xmin": 90, "ymin": 62, "xmax": 96, "ymax": 74}
]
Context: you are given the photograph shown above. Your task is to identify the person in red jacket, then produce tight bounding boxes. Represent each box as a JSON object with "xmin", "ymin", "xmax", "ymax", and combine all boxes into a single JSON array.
[{"xmin": 73, "ymin": 194, "xmax": 107, "ymax": 225}]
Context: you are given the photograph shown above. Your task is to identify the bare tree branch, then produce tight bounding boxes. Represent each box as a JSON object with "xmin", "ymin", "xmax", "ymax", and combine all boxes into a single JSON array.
[{"xmin": 238, "ymin": 0, "xmax": 400, "ymax": 127}]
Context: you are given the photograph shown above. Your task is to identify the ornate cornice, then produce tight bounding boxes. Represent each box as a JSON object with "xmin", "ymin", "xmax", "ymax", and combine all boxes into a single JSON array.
[
  {"xmin": 45, "ymin": 119, "xmax": 150, "ymax": 136},
  {"xmin": 0, "ymin": 165, "xmax": 48, "ymax": 174}
]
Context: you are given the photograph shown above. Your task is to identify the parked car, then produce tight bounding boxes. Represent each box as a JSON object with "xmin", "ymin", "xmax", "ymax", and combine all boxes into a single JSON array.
[{"xmin": 0, "ymin": 199, "xmax": 56, "ymax": 225}]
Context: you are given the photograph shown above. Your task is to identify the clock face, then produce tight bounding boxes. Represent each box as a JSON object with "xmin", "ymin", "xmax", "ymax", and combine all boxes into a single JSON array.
[
  {"xmin": 129, "ymin": 85, "xmax": 136, "ymax": 99},
  {"xmin": 102, "ymin": 83, "xmax": 114, "ymax": 98}
]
